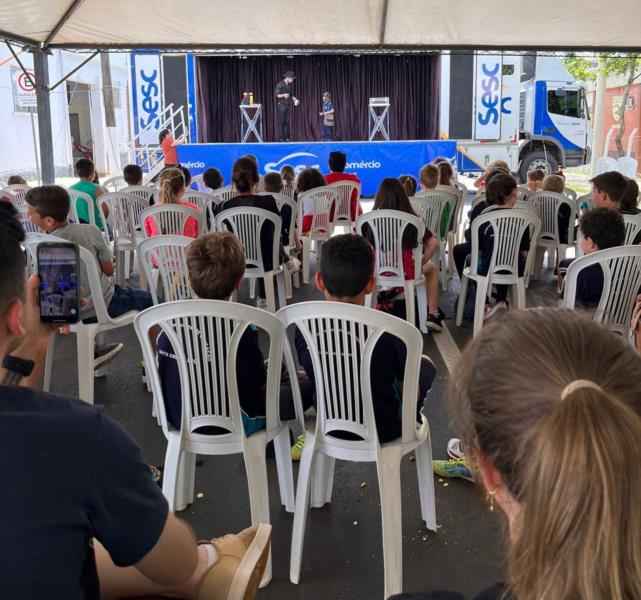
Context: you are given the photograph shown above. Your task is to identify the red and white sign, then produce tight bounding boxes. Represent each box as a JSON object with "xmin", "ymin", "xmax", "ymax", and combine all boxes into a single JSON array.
[{"xmin": 13, "ymin": 68, "xmax": 37, "ymax": 108}]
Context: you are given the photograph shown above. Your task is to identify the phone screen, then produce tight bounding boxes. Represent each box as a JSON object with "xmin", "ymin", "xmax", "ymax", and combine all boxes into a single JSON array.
[{"xmin": 37, "ymin": 243, "xmax": 80, "ymax": 324}]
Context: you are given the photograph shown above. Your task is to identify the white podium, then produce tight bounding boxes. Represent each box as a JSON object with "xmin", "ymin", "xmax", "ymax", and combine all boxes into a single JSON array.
[
  {"xmin": 240, "ymin": 103, "xmax": 263, "ymax": 143},
  {"xmin": 368, "ymin": 97, "xmax": 390, "ymax": 141}
]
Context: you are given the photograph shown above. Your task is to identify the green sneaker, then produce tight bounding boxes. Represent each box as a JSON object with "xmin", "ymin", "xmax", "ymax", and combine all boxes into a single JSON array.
[
  {"xmin": 432, "ymin": 458, "xmax": 474, "ymax": 482},
  {"xmin": 291, "ymin": 434, "xmax": 305, "ymax": 461}
]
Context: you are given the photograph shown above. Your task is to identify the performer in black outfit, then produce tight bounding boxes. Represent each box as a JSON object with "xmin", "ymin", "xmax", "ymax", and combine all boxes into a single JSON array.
[{"xmin": 275, "ymin": 70, "xmax": 297, "ymax": 142}]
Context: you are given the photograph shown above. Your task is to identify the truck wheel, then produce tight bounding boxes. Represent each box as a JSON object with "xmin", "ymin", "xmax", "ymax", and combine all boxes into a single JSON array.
[{"xmin": 519, "ymin": 151, "xmax": 559, "ymax": 182}]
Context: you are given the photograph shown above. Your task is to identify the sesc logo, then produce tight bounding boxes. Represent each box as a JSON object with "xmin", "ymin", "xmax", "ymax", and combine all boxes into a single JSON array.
[{"xmin": 264, "ymin": 152, "xmax": 320, "ymax": 175}]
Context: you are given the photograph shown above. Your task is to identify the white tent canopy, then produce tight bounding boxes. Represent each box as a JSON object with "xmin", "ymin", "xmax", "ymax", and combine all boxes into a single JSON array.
[{"xmin": 1, "ymin": 0, "xmax": 641, "ymax": 51}]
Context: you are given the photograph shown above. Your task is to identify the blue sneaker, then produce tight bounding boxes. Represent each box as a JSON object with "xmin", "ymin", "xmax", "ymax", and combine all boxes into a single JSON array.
[{"xmin": 432, "ymin": 458, "xmax": 474, "ymax": 482}]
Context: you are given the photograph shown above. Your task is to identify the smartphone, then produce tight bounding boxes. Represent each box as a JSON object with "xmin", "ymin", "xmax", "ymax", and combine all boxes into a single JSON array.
[{"xmin": 37, "ymin": 242, "xmax": 80, "ymax": 324}]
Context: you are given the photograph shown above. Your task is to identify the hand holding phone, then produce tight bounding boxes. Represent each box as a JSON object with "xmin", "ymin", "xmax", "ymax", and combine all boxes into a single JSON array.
[{"xmin": 37, "ymin": 242, "xmax": 80, "ymax": 324}]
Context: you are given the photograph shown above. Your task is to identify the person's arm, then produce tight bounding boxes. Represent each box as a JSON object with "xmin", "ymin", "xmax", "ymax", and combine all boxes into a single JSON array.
[{"xmin": 101, "ymin": 261, "xmax": 114, "ymax": 277}]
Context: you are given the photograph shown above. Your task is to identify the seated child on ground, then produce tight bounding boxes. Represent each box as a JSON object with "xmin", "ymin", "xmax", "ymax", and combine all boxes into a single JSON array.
[
  {"xmin": 558, "ymin": 208, "xmax": 625, "ymax": 308},
  {"xmin": 157, "ymin": 232, "xmax": 314, "ymax": 435},
  {"xmin": 295, "ymin": 233, "xmax": 436, "ymax": 444},
  {"xmin": 123, "ymin": 164, "xmax": 143, "ymax": 187},
  {"xmin": 69, "ymin": 158, "xmax": 106, "ymax": 229}
]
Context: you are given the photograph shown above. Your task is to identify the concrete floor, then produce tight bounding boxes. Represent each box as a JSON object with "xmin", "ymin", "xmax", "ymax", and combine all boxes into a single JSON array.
[{"xmin": 46, "ymin": 238, "xmax": 566, "ymax": 599}]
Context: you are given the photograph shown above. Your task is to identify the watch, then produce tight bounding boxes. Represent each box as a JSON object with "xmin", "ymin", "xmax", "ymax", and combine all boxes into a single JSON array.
[{"xmin": 2, "ymin": 355, "xmax": 35, "ymax": 386}]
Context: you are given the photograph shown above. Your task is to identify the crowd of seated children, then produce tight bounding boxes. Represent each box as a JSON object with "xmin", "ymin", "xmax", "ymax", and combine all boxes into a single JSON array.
[
  {"xmin": 526, "ymin": 168, "xmax": 545, "ymax": 192},
  {"xmin": 157, "ymin": 232, "xmax": 314, "ymax": 438},
  {"xmin": 297, "ymin": 167, "xmax": 327, "ymax": 234},
  {"xmin": 0, "ymin": 200, "xmax": 271, "ymax": 600},
  {"xmin": 399, "ymin": 174, "xmax": 417, "ymax": 198},
  {"xmin": 324, "ymin": 150, "xmax": 362, "ymax": 223},
  {"xmin": 144, "ymin": 167, "xmax": 201, "ymax": 238},
  {"xmin": 395, "ymin": 308, "xmax": 641, "ymax": 600},
  {"xmin": 557, "ymin": 208, "xmax": 625, "ymax": 307},
  {"xmin": 363, "ymin": 177, "xmax": 445, "ymax": 332},
  {"xmin": 69, "ymin": 157, "xmax": 107, "ymax": 229},
  {"xmin": 294, "ymin": 233, "xmax": 437, "ymax": 446},
  {"xmin": 123, "ymin": 163, "xmax": 144, "ymax": 187},
  {"xmin": 202, "ymin": 167, "xmax": 224, "ymax": 192}
]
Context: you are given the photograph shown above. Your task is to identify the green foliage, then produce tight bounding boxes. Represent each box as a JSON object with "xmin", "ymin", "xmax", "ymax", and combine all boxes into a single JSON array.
[
  {"xmin": 562, "ymin": 55, "xmax": 597, "ymax": 82},
  {"xmin": 563, "ymin": 53, "xmax": 641, "ymax": 82}
]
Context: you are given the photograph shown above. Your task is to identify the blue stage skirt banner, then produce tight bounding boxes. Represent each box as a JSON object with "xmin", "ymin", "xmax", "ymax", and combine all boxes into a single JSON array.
[{"xmin": 176, "ymin": 140, "xmax": 457, "ymax": 196}]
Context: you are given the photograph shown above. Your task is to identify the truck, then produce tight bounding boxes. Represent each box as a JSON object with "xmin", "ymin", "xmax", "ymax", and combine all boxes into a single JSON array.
[{"xmin": 439, "ymin": 53, "xmax": 592, "ymax": 181}]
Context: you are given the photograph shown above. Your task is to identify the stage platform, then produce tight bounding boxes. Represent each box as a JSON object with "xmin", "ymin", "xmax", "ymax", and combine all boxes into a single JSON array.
[{"xmin": 176, "ymin": 140, "xmax": 456, "ymax": 196}]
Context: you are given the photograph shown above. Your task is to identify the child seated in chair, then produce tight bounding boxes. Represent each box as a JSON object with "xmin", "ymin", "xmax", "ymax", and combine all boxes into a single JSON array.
[
  {"xmin": 294, "ymin": 233, "xmax": 436, "ymax": 444},
  {"xmin": 420, "ymin": 162, "xmax": 454, "ymax": 242},
  {"xmin": 69, "ymin": 158, "xmax": 107, "ymax": 229},
  {"xmin": 526, "ymin": 168, "xmax": 545, "ymax": 192},
  {"xmin": 123, "ymin": 163, "xmax": 144, "ymax": 187},
  {"xmin": 542, "ymin": 174, "xmax": 572, "ymax": 252},
  {"xmin": 202, "ymin": 167, "xmax": 223, "ymax": 192},
  {"xmin": 558, "ymin": 208, "xmax": 625, "ymax": 309},
  {"xmin": 157, "ymin": 232, "xmax": 314, "ymax": 436}
]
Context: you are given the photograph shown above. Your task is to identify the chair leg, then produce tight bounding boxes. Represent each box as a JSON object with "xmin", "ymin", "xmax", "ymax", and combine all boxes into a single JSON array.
[
  {"xmin": 310, "ymin": 453, "xmax": 335, "ymax": 508},
  {"xmin": 76, "ymin": 324, "xmax": 98, "ymax": 404},
  {"xmin": 276, "ymin": 272, "xmax": 287, "ymax": 310},
  {"xmin": 290, "ymin": 432, "xmax": 316, "ymax": 584},
  {"xmin": 284, "ymin": 267, "xmax": 293, "ymax": 300},
  {"xmin": 175, "ymin": 451, "xmax": 196, "ymax": 512},
  {"xmin": 43, "ymin": 333, "xmax": 56, "ymax": 392},
  {"xmin": 138, "ymin": 254, "xmax": 148, "ymax": 292},
  {"xmin": 416, "ymin": 281, "xmax": 428, "ymax": 335},
  {"xmin": 404, "ymin": 281, "xmax": 416, "ymax": 330},
  {"xmin": 473, "ymin": 278, "xmax": 490, "ymax": 337},
  {"xmin": 302, "ymin": 238, "xmax": 311, "ymax": 284},
  {"xmin": 439, "ymin": 243, "xmax": 448, "ymax": 290},
  {"xmin": 293, "ymin": 270, "xmax": 300, "ymax": 289},
  {"xmin": 516, "ymin": 280, "xmax": 527, "ymax": 309},
  {"xmin": 162, "ymin": 436, "xmax": 182, "ymax": 512},
  {"xmin": 455, "ymin": 275, "xmax": 469, "ymax": 326},
  {"xmin": 377, "ymin": 446, "xmax": 404, "ymax": 599},
  {"xmin": 264, "ymin": 275, "xmax": 277, "ymax": 313},
  {"xmin": 243, "ymin": 433, "xmax": 272, "ymax": 587},
  {"xmin": 414, "ymin": 440, "xmax": 437, "ymax": 531},
  {"xmin": 116, "ymin": 249, "xmax": 125, "ymax": 286},
  {"xmin": 124, "ymin": 250, "xmax": 131, "ymax": 281},
  {"xmin": 249, "ymin": 278, "xmax": 256, "ymax": 300},
  {"xmin": 273, "ymin": 428, "xmax": 295, "ymax": 513}
]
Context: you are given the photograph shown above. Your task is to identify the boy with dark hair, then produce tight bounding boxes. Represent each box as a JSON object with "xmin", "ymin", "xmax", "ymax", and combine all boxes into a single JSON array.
[
  {"xmin": 0, "ymin": 201, "xmax": 271, "ymax": 599},
  {"xmin": 202, "ymin": 167, "xmax": 223, "ymax": 191},
  {"xmin": 262, "ymin": 172, "xmax": 284, "ymax": 194},
  {"xmin": 69, "ymin": 157, "xmax": 106, "ymax": 229},
  {"xmin": 590, "ymin": 171, "xmax": 628, "ymax": 209},
  {"xmin": 325, "ymin": 150, "xmax": 362, "ymax": 224},
  {"xmin": 157, "ymin": 232, "xmax": 313, "ymax": 436},
  {"xmin": 558, "ymin": 207, "xmax": 625, "ymax": 308},
  {"xmin": 6, "ymin": 174, "xmax": 27, "ymax": 185},
  {"xmin": 294, "ymin": 233, "xmax": 436, "ymax": 445},
  {"xmin": 123, "ymin": 163, "xmax": 144, "ymax": 186}
]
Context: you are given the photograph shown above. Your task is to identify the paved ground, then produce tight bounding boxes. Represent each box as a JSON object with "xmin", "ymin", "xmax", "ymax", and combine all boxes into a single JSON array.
[{"xmin": 45, "ymin": 192, "xmax": 564, "ymax": 599}]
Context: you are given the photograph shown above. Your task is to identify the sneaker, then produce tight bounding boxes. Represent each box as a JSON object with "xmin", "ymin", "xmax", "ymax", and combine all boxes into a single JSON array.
[
  {"xmin": 484, "ymin": 301, "xmax": 508, "ymax": 319},
  {"xmin": 425, "ymin": 313, "xmax": 443, "ymax": 332},
  {"xmin": 432, "ymin": 458, "xmax": 474, "ymax": 482},
  {"xmin": 196, "ymin": 524, "xmax": 272, "ymax": 600},
  {"xmin": 94, "ymin": 343, "xmax": 123, "ymax": 370},
  {"xmin": 447, "ymin": 438, "xmax": 465, "ymax": 460},
  {"xmin": 256, "ymin": 298, "xmax": 268, "ymax": 310},
  {"xmin": 291, "ymin": 434, "xmax": 305, "ymax": 461}
]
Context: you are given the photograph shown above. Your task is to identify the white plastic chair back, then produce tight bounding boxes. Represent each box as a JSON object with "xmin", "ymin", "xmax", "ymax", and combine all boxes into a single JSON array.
[
  {"xmin": 414, "ymin": 190, "xmax": 455, "ymax": 235},
  {"xmin": 623, "ymin": 214, "xmax": 641, "ymax": 245},
  {"xmin": 102, "ymin": 176, "xmax": 127, "ymax": 192},
  {"xmin": 516, "ymin": 188, "xmax": 529, "ymax": 201},
  {"xmin": 529, "ymin": 191, "xmax": 577, "ymax": 246},
  {"xmin": 297, "ymin": 186, "xmax": 338, "ymax": 239},
  {"xmin": 67, "ymin": 189, "xmax": 96, "ymax": 227},
  {"xmin": 2, "ymin": 184, "xmax": 31, "ymax": 207},
  {"xmin": 99, "ymin": 192, "xmax": 147, "ymax": 245},
  {"xmin": 141, "ymin": 204, "xmax": 203, "ymax": 238},
  {"xmin": 182, "ymin": 190, "xmax": 215, "ymax": 211},
  {"xmin": 210, "ymin": 185, "xmax": 236, "ymax": 203},
  {"xmin": 138, "ymin": 235, "xmax": 194, "ymax": 304},
  {"xmin": 563, "ymin": 188, "xmax": 577, "ymax": 202},
  {"xmin": 410, "ymin": 197, "xmax": 441, "ymax": 238},
  {"xmin": 283, "ymin": 182, "xmax": 296, "ymax": 199},
  {"xmin": 259, "ymin": 192, "xmax": 297, "ymax": 247},
  {"xmin": 327, "ymin": 180, "xmax": 361, "ymax": 226},
  {"xmin": 190, "ymin": 174, "xmax": 206, "ymax": 191},
  {"xmin": 563, "ymin": 245, "xmax": 641, "ymax": 335},
  {"xmin": 469, "ymin": 209, "xmax": 541, "ymax": 278},
  {"xmin": 19, "ymin": 207, "xmax": 39, "ymax": 233},
  {"xmin": 472, "ymin": 190, "xmax": 486, "ymax": 208},
  {"xmin": 356, "ymin": 210, "xmax": 424, "ymax": 286},
  {"xmin": 134, "ymin": 300, "xmax": 286, "ymax": 443},
  {"xmin": 436, "ymin": 185, "xmax": 464, "ymax": 232},
  {"xmin": 122, "ymin": 185, "xmax": 155, "ymax": 205},
  {"xmin": 214, "ymin": 207, "xmax": 281, "ymax": 275},
  {"xmin": 577, "ymin": 193, "xmax": 592, "ymax": 210}
]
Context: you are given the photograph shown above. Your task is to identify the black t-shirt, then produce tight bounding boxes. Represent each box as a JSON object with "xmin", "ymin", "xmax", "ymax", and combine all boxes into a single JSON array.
[
  {"xmin": 0, "ymin": 386, "xmax": 169, "ymax": 600},
  {"xmin": 275, "ymin": 80, "xmax": 292, "ymax": 105}
]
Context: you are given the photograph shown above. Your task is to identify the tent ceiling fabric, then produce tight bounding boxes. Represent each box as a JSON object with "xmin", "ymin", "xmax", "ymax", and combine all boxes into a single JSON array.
[{"xmin": 1, "ymin": 0, "xmax": 641, "ymax": 51}]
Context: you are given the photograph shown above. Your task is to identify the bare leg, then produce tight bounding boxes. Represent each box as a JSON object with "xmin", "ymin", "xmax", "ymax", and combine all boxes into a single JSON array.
[
  {"xmin": 95, "ymin": 540, "xmax": 213, "ymax": 600},
  {"xmin": 422, "ymin": 236, "xmax": 440, "ymax": 262},
  {"xmin": 422, "ymin": 261, "xmax": 439, "ymax": 317}
]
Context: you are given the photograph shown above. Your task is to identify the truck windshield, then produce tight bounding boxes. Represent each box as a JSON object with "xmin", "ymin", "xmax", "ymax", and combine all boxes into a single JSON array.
[{"xmin": 547, "ymin": 89, "xmax": 581, "ymax": 118}]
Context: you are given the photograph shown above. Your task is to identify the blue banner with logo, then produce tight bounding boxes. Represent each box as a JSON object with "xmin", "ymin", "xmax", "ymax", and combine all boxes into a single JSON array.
[{"xmin": 176, "ymin": 140, "xmax": 456, "ymax": 196}]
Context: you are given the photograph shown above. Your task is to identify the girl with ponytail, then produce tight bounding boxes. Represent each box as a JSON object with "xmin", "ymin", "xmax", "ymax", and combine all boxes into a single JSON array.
[
  {"xmin": 144, "ymin": 167, "xmax": 201, "ymax": 238},
  {"xmin": 393, "ymin": 308, "xmax": 641, "ymax": 600}
]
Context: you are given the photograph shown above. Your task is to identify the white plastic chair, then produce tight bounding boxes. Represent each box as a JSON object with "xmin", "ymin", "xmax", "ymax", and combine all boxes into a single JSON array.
[
  {"xmin": 99, "ymin": 192, "xmax": 148, "ymax": 285},
  {"xmin": 190, "ymin": 174, "xmax": 205, "ymax": 191},
  {"xmin": 210, "ymin": 184, "xmax": 237, "ymax": 203},
  {"xmin": 182, "ymin": 190, "xmax": 216, "ymax": 212},
  {"xmin": 563, "ymin": 245, "xmax": 641, "ymax": 336},
  {"xmin": 327, "ymin": 180, "xmax": 361, "ymax": 231},
  {"xmin": 623, "ymin": 214, "xmax": 641, "ymax": 245},
  {"xmin": 563, "ymin": 187, "xmax": 578, "ymax": 202},
  {"xmin": 122, "ymin": 185, "xmax": 155, "ymax": 205},
  {"xmin": 357, "ymin": 210, "xmax": 428, "ymax": 334},
  {"xmin": 279, "ymin": 301, "xmax": 436, "ymax": 599},
  {"xmin": 298, "ymin": 186, "xmax": 338, "ymax": 284},
  {"xmin": 102, "ymin": 175, "xmax": 127, "ymax": 192},
  {"xmin": 66, "ymin": 188, "xmax": 97, "ymax": 228},
  {"xmin": 135, "ymin": 300, "xmax": 300, "ymax": 586},
  {"xmin": 16, "ymin": 205, "xmax": 39, "ymax": 233},
  {"xmin": 577, "ymin": 193, "xmax": 592, "ymax": 211},
  {"xmin": 25, "ymin": 233, "xmax": 138, "ymax": 404},
  {"xmin": 456, "ymin": 209, "xmax": 541, "ymax": 336},
  {"xmin": 529, "ymin": 190, "xmax": 577, "ymax": 274},
  {"xmin": 214, "ymin": 207, "xmax": 286, "ymax": 313},
  {"xmin": 138, "ymin": 235, "xmax": 194, "ymax": 304},
  {"xmin": 1, "ymin": 184, "xmax": 31, "ymax": 207},
  {"xmin": 141, "ymin": 204, "xmax": 204, "ymax": 238}
]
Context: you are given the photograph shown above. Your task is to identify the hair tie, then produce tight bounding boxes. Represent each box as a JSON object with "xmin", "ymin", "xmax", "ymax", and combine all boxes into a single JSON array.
[{"xmin": 561, "ymin": 379, "xmax": 603, "ymax": 400}]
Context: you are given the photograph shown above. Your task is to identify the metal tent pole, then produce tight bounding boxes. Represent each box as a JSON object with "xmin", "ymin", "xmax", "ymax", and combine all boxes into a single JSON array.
[{"xmin": 33, "ymin": 50, "xmax": 55, "ymax": 183}]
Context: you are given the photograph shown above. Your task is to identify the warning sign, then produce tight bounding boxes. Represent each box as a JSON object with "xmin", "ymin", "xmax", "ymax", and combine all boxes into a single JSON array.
[{"xmin": 11, "ymin": 66, "xmax": 37, "ymax": 112}]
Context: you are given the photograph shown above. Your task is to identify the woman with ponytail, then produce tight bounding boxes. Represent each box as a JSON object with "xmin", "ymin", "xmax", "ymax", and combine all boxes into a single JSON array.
[
  {"xmin": 144, "ymin": 167, "xmax": 201, "ymax": 238},
  {"xmin": 392, "ymin": 308, "xmax": 641, "ymax": 600}
]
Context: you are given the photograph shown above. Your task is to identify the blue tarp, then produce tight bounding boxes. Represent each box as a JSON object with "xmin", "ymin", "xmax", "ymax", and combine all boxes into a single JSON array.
[{"xmin": 176, "ymin": 140, "xmax": 457, "ymax": 196}]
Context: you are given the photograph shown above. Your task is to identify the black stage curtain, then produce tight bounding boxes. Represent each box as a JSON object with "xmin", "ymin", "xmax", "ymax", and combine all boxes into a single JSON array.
[{"xmin": 196, "ymin": 54, "xmax": 440, "ymax": 143}]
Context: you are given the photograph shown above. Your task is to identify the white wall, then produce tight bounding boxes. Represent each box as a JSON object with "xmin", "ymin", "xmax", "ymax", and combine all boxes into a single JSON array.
[{"xmin": 0, "ymin": 48, "xmax": 130, "ymax": 182}]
